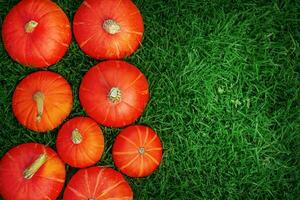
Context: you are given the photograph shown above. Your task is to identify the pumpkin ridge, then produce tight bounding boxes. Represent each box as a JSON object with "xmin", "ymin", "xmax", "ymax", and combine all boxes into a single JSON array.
[
  {"xmin": 96, "ymin": 180, "xmax": 126, "ymax": 198},
  {"xmin": 113, "ymin": 151, "xmax": 137, "ymax": 156},
  {"xmin": 79, "ymin": 31, "xmax": 98, "ymax": 48},
  {"xmin": 119, "ymin": 154, "xmax": 139, "ymax": 170},
  {"xmin": 43, "ymin": 106, "xmax": 56, "ymax": 129},
  {"xmin": 95, "ymin": 65, "xmax": 111, "ymax": 89},
  {"xmin": 143, "ymin": 127, "xmax": 149, "ymax": 146},
  {"xmin": 30, "ymin": 36, "xmax": 50, "ymax": 66},
  {"xmin": 145, "ymin": 134, "xmax": 158, "ymax": 148},
  {"xmin": 82, "ymin": 1, "xmax": 101, "ymax": 20},
  {"xmin": 138, "ymin": 156, "xmax": 144, "ymax": 177},
  {"xmin": 35, "ymin": 175, "xmax": 65, "ymax": 183},
  {"xmin": 68, "ymin": 185, "xmax": 87, "ymax": 199},
  {"xmin": 102, "ymin": 106, "xmax": 111, "ymax": 124},
  {"xmin": 123, "ymin": 73, "xmax": 143, "ymax": 91},
  {"xmin": 119, "ymin": 135, "xmax": 138, "ymax": 148},
  {"xmin": 136, "ymin": 126, "xmax": 143, "ymax": 147},
  {"xmin": 23, "ymin": 104, "xmax": 35, "ymax": 129},
  {"xmin": 37, "ymin": 9, "xmax": 61, "ymax": 21},
  {"xmin": 92, "ymin": 167, "xmax": 105, "ymax": 196},
  {"xmin": 144, "ymin": 153, "xmax": 159, "ymax": 165},
  {"xmin": 84, "ymin": 170, "xmax": 91, "ymax": 196},
  {"xmin": 78, "ymin": 144, "xmax": 97, "ymax": 163},
  {"xmin": 49, "ymin": 36, "xmax": 69, "ymax": 47},
  {"xmin": 115, "ymin": 105, "xmax": 127, "ymax": 127},
  {"xmin": 121, "ymin": 100, "xmax": 143, "ymax": 112}
]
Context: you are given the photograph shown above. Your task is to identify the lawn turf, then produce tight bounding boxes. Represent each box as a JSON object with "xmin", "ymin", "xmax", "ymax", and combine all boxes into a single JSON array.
[{"xmin": 0, "ymin": 0, "xmax": 300, "ymax": 199}]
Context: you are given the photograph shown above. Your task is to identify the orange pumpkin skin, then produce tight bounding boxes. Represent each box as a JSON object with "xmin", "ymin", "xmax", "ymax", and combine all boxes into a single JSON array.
[
  {"xmin": 73, "ymin": 0, "xmax": 144, "ymax": 60},
  {"xmin": 12, "ymin": 71, "xmax": 73, "ymax": 132},
  {"xmin": 79, "ymin": 60, "xmax": 149, "ymax": 128},
  {"xmin": 0, "ymin": 143, "xmax": 66, "ymax": 200},
  {"xmin": 2, "ymin": 0, "xmax": 71, "ymax": 68},
  {"xmin": 63, "ymin": 166, "xmax": 133, "ymax": 200},
  {"xmin": 56, "ymin": 116, "xmax": 104, "ymax": 168},
  {"xmin": 113, "ymin": 125, "xmax": 163, "ymax": 177}
]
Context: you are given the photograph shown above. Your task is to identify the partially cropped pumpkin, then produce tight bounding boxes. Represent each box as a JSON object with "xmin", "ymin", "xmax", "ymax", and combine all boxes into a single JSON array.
[
  {"xmin": 63, "ymin": 166, "xmax": 133, "ymax": 200},
  {"xmin": 0, "ymin": 143, "xmax": 66, "ymax": 200},
  {"xmin": 73, "ymin": 0, "xmax": 144, "ymax": 59},
  {"xmin": 2, "ymin": 0, "xmax": 71, "ymax": 68},
  {"xmin": 56, "ymin": 116, "xmax": 104, "ymax": 168},
  {"xmin": 113, "ymin": 125, "xmax": 163, "ymax": 177},
  {"xmin": 12, "ymin": 71, "xmax": 73, "ymax": 132},
  {"xmin": 79, "ymin": 60, "xmax": 149, "ymax": 127}
]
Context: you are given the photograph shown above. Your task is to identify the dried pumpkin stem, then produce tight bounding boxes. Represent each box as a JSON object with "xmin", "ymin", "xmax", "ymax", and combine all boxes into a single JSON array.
[
  {"xmin": 23, "ymin": 153, "xmax": 47, "ymax": 179},
  {"xmin": 108, "ymin": 87, "xmax": 122, "ymax": 103},
  {"xmin": 33, "ymin": 91, "xmax": 45, "ymax": 123},
  {"xmin": 72, "ymin": 128, "xmax": 82, "ymax": 144},
  {"xmin": 88, "ymin": 198, "xmax": 95, "ymax": 200},
  {"xmin": 103, "ymin": 19, "xmax": 121, "ymax": 34},
  {"xmin": 138, "ymin": 147, "xmax": 145, "ymax": 155},
  {"xmin": 25, "ymin": 20, "xmax": 38, "ymax": 33}
]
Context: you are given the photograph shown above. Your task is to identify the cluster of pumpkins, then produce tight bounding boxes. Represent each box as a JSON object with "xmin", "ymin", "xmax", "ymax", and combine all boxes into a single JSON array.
[{"xmin": 0, "ymin": 0, "xmax": 163, "ymax": 199}]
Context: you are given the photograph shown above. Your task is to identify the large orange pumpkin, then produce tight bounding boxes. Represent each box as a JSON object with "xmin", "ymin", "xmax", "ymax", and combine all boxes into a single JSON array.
[
  {"xmin": 2, "ymin": 0, "xmax": 71, "ymax": 68},
  {"xmin": 79, "ymin": 60, "xmax": 149, "ymax": 127},
  {"xmin": 73, "ymin": 0, "xmax": 144, "ymax": 59},
  {"xmin": 63, "ymin": 166, "xmax": 133, "ymax": 200},
  {"xmin": 12, "ymin": 71, "xmax": 73, "ymax": 132},
  {"xmin": 0, "ymin": 143, "xmax": 66, "ymax": 200},
  {"xmin": 56, "ymin": 116, "xmax": 104, "ymax": 168},
  {"xmin": 113, "ymin": 125, "xmax": 163, "ymax": 177}
]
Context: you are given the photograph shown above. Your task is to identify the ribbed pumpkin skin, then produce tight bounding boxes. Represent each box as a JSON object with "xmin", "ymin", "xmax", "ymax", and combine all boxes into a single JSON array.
[
  {"xmin": 56, "ymin": 116, "xmax": 104, "ymax": 168},
  {"xmin": 113, "ymin": 125, "xmax": 163, "ymax": 177},
  {"xmin": 63, "ymin": 166, "xmax": 133, "ymax": 200},
  {"xmin": 73, "ymin": 0, "xmax": 144, "ymax": 59},
  {"xmin": 79, "ymin": 60, "xmax": 149, "ymax": 128},
  {"xmin": 0, "ymin": 143, "xmax": 66, "ymax": 200},
  {"xmin": 12, "ymin": 71, "xmax": 73, "ymax": 132},
  {"xmin": 2, "ymin": 0, "xmax": 71, "ymax": 68}
]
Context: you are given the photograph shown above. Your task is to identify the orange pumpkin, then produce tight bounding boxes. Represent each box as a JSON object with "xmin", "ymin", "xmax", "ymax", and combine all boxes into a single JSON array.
[
  {"xmin": 112, "ymin": 125, "xmax": 163, "ymax": 177},
  {"xmin": 63, "ymin": 166, "xmax": 133, "ymax": 200},
  {"xmin": 0, "ymin": 143, "xmax": 66, "ymax": 200},
  {"xmin": 79, "ymin": 60, "xmax": 149, "ymax": 127},
  {"xmin": 12, "ymin": 71, "xmax": 73, "ymax": 132},
  {"xmin": 2, "ymin": 0, "xmax": 72, "ymax": 68},
  {"xmin": 56, "ymin": 116, "xmax": 104, "ymax": 168},
  {"xmin": 73, "ymin": 0, "xmax": 144, "ymax": 60}
]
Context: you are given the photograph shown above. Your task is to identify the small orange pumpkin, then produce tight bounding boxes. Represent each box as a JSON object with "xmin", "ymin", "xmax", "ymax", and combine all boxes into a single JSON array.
[
  {"xmin": 56, "ymin": 116, "xmax": 105, "ymax": 168},
  {"xmin": 12, "ymin": 71, "xmax": 73, "ymax": 132},
  {"xmin": 112, "ymin": 125, "xmax": 163, "ymax": 177}
]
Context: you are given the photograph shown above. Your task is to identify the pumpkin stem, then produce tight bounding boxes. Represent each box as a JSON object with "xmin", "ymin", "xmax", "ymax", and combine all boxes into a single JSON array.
[
  {"xmin": 88, "ymin": 198, "xmax": 95, "ymax": 200},
  {"xmin": 33, "ymin": 91, "xmax": 45, "ymax": 123},
  {"xmin": 23, "ymin": 153, "xmax": 47, "ymax": 179},
  {"xmin": 72, "ymin": 128, "xmax": 82, "ymax": 144},
  {"xmin": 25, "ymin": 20, "xmax": 38, "ymax": 33},
  {"xmin": 103, "ymin": 19, "xmax": 121, "ymax": 34},
  {"xmin": 108, "ymin": 87, "xmax": 122, "ymax": 103},
  {"xmin": 138, "ymin": 147, "xmax": 145, "ymax": 155}
]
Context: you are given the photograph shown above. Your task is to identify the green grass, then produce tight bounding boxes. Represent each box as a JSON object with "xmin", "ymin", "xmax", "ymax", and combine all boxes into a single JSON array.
[{"xmin": 0, "ymin": 0, "xmax": 300, "ymax": 199}]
